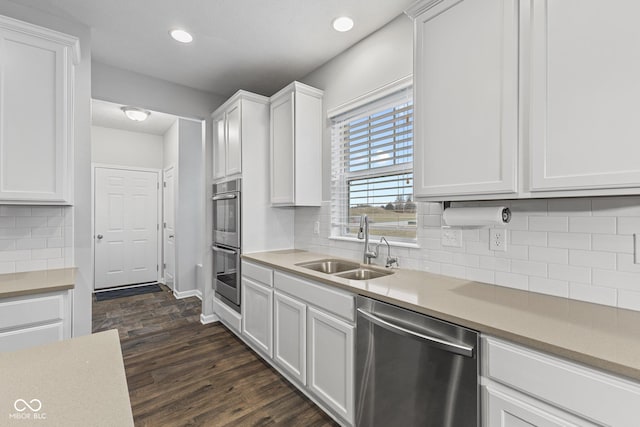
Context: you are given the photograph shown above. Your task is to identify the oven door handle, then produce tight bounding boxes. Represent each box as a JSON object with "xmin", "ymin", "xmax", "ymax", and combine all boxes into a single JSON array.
[
  {"xmin": 357, "ymin": 308, "xmax": 474, "ymax": 358},
  {"xmin": 212, "ymin": 193, "xmax": 237, "ymax": 201},
  {"xmin": 212, "ymin": 245, "xmax": 238, "ymax": 255}
]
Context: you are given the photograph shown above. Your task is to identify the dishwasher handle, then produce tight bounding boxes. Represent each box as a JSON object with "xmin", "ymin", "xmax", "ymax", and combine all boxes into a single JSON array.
[{"xmin": 357, "ymin": 308, "xmax": 474, "ymax": 358}]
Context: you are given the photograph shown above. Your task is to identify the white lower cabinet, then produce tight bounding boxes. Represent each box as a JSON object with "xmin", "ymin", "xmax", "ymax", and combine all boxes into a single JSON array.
[
  {"xmin": 273, "ymin": 290, "xmax": 306, "ymax": 384},
  {"xmin": 482, "ymin": 336, "xmax": 640, "ymax": 427},
  {"xmin": 0, "ymin": 290, "xmax": 72, "ymax": 352},
  {"xmin": 308, "ymin": 306, "xmax": 354, "ymax": 425},
  {"xmin": 241, "ymin": 277, "xmax": 273, "ymax": 357}
]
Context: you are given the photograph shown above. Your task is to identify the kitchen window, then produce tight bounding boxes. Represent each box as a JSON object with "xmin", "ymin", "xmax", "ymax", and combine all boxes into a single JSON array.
[{"xmin": 330, "ymin": 78, "xmax": 415, "ymax": 242}]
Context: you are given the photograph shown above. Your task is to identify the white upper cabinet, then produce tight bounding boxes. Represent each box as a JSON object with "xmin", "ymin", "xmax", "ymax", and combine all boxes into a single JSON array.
[
  {"xmin": 212, "ymin": 91, "xmax": 269, "ymax": 181},
  {"xmin": 407, "ymin": 0, "xmax": 518, "ymax": 200},
  {"xmin": 0, "ymin": 16, "xmax": 79, "ymax": 204},
  {"xmin": 270, "ymin": 81, "xmax": 323, "ymax": 206},
  {"xmin": 529, "ymin": 0, "xmax": 640, "ymax": 193}
]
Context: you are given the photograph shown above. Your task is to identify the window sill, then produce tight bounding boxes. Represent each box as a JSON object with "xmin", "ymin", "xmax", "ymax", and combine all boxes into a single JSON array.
[{"xmin": 329, "ymin": 235, "xmax": 420, "ymax": 249}]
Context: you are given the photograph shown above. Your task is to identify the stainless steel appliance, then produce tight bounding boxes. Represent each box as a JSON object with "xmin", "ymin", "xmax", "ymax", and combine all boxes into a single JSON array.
[
  {"xmin": 212, "ymin": 179, "xmax": 241, "ymax": 312},
  {"xmin": 356, "ymin": 296, "xmax": 479, "ymax": 427}
]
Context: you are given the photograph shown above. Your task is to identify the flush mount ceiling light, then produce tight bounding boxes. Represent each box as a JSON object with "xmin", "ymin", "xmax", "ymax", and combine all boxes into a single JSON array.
[
  {"xmin": 121, "ymin": 106, "xmax": 150, "ymax": 122},
  {"xmin": 332, "ymin": 16, "xmax": 354, "ymax": 32},
  {"xmin": 169, "ymin": 29, "xmax": 193, "ymax": 43}
]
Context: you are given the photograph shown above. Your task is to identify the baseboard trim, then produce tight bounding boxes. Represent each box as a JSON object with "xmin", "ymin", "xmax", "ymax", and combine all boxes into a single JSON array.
[
  {"xmin": 200, "ymin": 313, "xmax": 219, "ymax": 325},
  {"xmin": 173, "ymin": 289, "xmax": 200, "ymax": 300},
  {"xmin": 195, "ymin": 290, "xmax": 203, "ymax": 300}
]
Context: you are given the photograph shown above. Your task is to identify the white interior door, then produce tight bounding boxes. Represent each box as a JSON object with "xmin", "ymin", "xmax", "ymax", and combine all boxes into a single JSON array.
[
  {"xmin": 94, "ymin": 167, "xmax": 159, "ymax": 290},
  {"xmin": 163, "ymin": 167, "xmax": 176, "ymax": 289}
]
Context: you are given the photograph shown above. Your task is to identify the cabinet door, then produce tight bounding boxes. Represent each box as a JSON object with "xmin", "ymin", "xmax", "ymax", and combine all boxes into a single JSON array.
[
  {"xmin": 308, "ymin": 306, "xmax": 354, "ymax": 424},
  {"xmin": 529, "ymin": 0, "xmax": 640, "ymax": 192},
  {"xmin": 483, "ymin": 385, "xmax": 596, "ymax": 427},
  {"xmin": 225, "ymin": 100, "xmax": 242, "ymax": 177},
  {"xmin": 270, "ymin": 92, "xmax": 295, "ymax": 205},
  {"xmin": 0, "ymin": 27, "xmax": 74, "ymax": 203},
  {"xmin": 213, "ymin": 112, "xmax": 226, "ymax": 180},
  {"xmin": 412, "ymin": 0, "xmax": 518, "ymax": 199},
  {"xmin": 273, "ymin": 291, "xmax": 306, "ymax": 384},
  {"xmin": 241, "ymin": 277, "xmax": 273, "ymax": 357}
]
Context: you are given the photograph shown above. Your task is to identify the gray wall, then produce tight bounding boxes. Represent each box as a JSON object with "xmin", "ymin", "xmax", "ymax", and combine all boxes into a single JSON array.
[
  {"xmin": 92, "ymin": 126, "xmax": 164, "ymax": 169},
  {"xmin": 0, "ymin": 0, "xmax": 93, "ymax": 336},
  {"xmin": 301, "ymin": 14, "xmax": 414, "ymax": 200}
]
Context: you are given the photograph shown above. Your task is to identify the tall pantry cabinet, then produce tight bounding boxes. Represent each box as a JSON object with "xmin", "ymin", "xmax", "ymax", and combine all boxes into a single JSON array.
[{"xmin": 0, "ymin": 15, "xmax": 79, "ymax": 204}]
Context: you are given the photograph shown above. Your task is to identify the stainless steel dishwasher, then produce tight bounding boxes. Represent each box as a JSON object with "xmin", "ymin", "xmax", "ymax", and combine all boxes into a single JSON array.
[{"xmin": 355, "ymin": 296, "xmax": 479, "ymax": 427}]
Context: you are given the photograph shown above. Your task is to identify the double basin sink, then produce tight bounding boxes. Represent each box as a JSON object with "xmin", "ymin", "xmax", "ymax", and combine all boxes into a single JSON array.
[{"xmin": 295, "ymin": 259, "xmax": 394, "ymax": 281}]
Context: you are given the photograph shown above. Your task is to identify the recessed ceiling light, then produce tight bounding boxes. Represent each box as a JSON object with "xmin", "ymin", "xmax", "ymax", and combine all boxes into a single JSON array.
[
  {"xmin": 332, "ymin": 16, "xmax": 354, "ymax": 32},
  {"xmin": 169, "ymin": 29, "xmax": 193, "ymax": 43},
  {"xmin": 121, "ymin": 106, "xmax": 151, "ymax": 122}
]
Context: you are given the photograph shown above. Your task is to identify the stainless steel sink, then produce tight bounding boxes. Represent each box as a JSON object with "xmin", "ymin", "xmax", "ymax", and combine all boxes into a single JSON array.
[
  {"xmin": 296, "ymin": 259, "xmax": 360, "ymax": 274},
  {"xmin": 335, "ymin": 268, "xmax": 394, "ymax": 281}
]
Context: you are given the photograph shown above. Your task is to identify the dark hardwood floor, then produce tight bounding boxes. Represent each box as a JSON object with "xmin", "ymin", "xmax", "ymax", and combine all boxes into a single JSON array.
[{"xmin": 93, "ymin": 286, "xmax": 339, "ymax": 427}]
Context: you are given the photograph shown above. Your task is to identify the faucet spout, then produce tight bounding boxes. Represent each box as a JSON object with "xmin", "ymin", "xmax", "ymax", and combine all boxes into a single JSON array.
[{"xmin": 357, "ymin": 214, "xmax": 377, "ymax": 264}]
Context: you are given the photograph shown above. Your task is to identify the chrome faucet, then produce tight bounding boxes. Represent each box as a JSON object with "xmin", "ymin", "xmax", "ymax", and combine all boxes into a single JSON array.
[
  {"xmin": 378, "ymin": 237, "xmax": 399, "ymax": 268},
  {"xmin": 357, "ymin": 214, "xmax": 377, "ymax": 264}
]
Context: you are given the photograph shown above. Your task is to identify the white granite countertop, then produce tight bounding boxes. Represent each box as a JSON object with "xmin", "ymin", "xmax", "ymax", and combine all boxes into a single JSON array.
[
  {"xmin": 0, "ymin": 268, "xmax": 75, "ymax": 299},
  {"xmin": 244, "ymin": 250, "xmax": 640, "ymax": 382},
  {"xmin": 0, "ymin": 329, "xmax": 133, "ymax": 426}
]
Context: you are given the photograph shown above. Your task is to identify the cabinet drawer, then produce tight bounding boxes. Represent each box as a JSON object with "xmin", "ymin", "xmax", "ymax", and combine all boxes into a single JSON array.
[
  {"xmin": 274, "ymin": 271, "xmax": 354, "ymax": 322},
  {"xmin": 0, "ymin": 322, "xmax": 64, "ymax": 352},
  {"xmin": 213, "ymin": 296, "xmax": 241, "ymax": 335},
  {"xmin": 0, "ymin": 292, "xmax": 66, "ymax": 330},
  {"xmin": 484, "ymin": 336, "xmax": 640, "ymax": 426},
  {"xmin": 242, "ymin": 261, "xmax": 273, "ymax": 286}
]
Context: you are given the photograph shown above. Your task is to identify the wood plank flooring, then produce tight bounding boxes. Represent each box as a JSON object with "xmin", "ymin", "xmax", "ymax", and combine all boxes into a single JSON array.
[{"xmin": 93, "ymin": 286, "xmax": 339, "ymax": 427}]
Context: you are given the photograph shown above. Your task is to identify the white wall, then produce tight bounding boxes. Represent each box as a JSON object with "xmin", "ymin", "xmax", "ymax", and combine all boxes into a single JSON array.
[
  {"xmin": 163, "ymin": 120, "xmax": 179, "ymax": 169},
  {"xmin": 0, "ymin": 0, "xmax": 93, "ymax": 336},
  {"xmin": 92, "ymin": 126, "xmax": 163, "ymax": 169},
  {"xmin": 294, "ymin": 13, "xmax": 640, "ymax": 312}
]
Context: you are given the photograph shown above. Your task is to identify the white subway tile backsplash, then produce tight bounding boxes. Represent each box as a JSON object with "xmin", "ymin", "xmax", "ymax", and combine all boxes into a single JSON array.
[
  {"xmin": 592, "ymin": 269, "xmax": 640, "ymax": 291},
  {"xmin": 47, "ymin": 258, "xmax": 66, "ymax": 270},
  {"xmin": 295, "ymin": 197, "xmax": 640, "ymax": 311},
  {"xmin": 529, "ymin": 246, "xmax": 568, "ymax": 264},
  {"xmin": 569, "ymin": 282, "xmax": 617, "ymax": 306},
  {"xmin": 0, "ymin": 217, "xmax": 15, "ymax": 227},
  {"xmin": 548, "ymin": 232, "xmax": 591, "ymax": 250},
  {"xmin": 31, "ymin": 227, "xmax": 62, "ymax": 238},
  {"xmin": 511, "ymin": 230, "xmax": 547, "ymax": 247},
  {"xmin": 569, "ymin": 250, "xmax": 616, "ymax": 269},
  {"xmin": 15, "ymin": 260, "xmax": 48, "ymax": 272},
  {"xmin": 569, "ymin": 217, "xmax": 616, "ymax": 234},
  {"xmin": 47, "ymin": 238, "xmax": 65, "ymax": 248},
  {"xmin": 592, "ymin": 234, "xmax": 633, "ymax": 253},
  {"xmin": 0, "ymin": 228, "xmax": 31, "ymax": 239},
  {"xmin": 529, "ymin": 277, "xmax": 569, "ymax": 298},
  {"xmin": 32, "ymin": 248, "xmax": 62, "ymax": 260},
  {"xmin": 0, "ymin": 240, "xmax": 16, "ymax": 251},
  {"xmin": 529, "ymin": 216, "xmax": 568, "ymax": 232},
  {"xmin": 16, "ymin": 216, "xmax": 49, "ymax": 227},
  {"xmin": 617, "ymin": 217, "xmax": 640, "ymax": 235},
  {"xmin": 16, "ymin": 238, "xmax": 46, "ymax": 250},
  {"xmin": 0, "ymin": 261, "xmax": 15, "ymax": 273},
  {"xmin": 31, "ymin": 207, "xmax": 62, "ymax": 217},
  {"xmin": 511, "ymin": 259, "xmax": 547, "ymax": 277},
  {"xmin": 0, "ymin": 206, "xmax": 30, "ymax": 216},
  {"xmin": 47, "ymin": 216, "xmax": 65, "ymax": 227},
  {"xmin": 549, "ymin": 264, "xmax": 591, "ymax": 283},
  {"xmin": 0, "ymin": 250, "xmax": 31, "ymax": 262}
]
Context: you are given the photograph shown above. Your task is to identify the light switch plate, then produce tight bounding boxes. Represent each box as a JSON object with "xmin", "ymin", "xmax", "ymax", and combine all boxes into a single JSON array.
[
  {"xmin": 490, "ymin": 229, "xmax": 507, "ymax": 252},
  {"xmin": 441, "ymin": 227, "xmax": 462, "ymax": 248},
  {"xmin": 313, "ymin": 221, "xmax": 320, "ymax": 235}
]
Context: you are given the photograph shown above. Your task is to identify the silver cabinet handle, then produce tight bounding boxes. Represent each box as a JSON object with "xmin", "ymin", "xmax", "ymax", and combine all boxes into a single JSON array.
[
  {"xmin": 212, "ymin": 193, "xmax": 237, "ymax": 201},
  {"xmin": 212, "ymin": 245, "xmax": 237, "ymax": 255},
  {"xmin": 169, "ymin": 235, "xmax": 174, "ymax": 238},
  {"xmin": 357, "ymin": 308, "xmax": 474, "ymax": 358},
  {"xmin": 96, "ymin": 234, "xmax": 103, "ymax": 240}
]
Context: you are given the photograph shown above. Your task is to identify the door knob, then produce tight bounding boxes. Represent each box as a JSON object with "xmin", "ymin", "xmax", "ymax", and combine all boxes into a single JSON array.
[{"xmin": 96, "ymin": 234, "xmax": 103, "ymax": 240}]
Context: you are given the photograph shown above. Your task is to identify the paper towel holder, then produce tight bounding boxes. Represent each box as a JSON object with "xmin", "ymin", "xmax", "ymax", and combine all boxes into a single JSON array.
[{"xmin": 441, "ymin": 201, "xmax": 512, "ymax": 224}]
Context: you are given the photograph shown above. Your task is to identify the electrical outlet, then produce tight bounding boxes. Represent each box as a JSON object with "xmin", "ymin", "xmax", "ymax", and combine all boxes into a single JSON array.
[
  {"xmin": 490, "ymin": 228, "xmax": 507, "ymax": 252},
  {"xmin": 441, "ymin": 228, "xmax": 462, "ymax": 248},
  {"xmin": 313, "ymin": 221, "xmax": 320, "ymax": 235}
]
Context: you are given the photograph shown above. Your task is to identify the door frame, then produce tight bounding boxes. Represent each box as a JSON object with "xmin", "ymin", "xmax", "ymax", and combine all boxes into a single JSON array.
[
  {"xmin": 91, "ymin": 163, "xmax": 162, "ymax": 290},
  {"xmin": 162, "ymin": 165, "xmax": 177, "ymax": 291}
]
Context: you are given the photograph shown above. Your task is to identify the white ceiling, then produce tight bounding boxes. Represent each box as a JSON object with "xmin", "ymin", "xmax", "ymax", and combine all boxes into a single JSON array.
[
  {"xmin": 10, "ymin": 0, "xmax": 414, "ymax": 98},
  {"xmin": 92, "ymin": 99, "xmax": 179, "ymax": 136}
]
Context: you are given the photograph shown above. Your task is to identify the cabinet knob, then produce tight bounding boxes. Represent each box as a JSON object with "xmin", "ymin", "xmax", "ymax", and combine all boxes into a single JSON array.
[{"xmin": 96, "ymin": 234, "xmax": 103, "ymax": 240}]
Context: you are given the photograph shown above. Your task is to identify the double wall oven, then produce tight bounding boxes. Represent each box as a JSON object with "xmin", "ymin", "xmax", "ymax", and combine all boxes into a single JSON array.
[{"xmin": 212, "ymin": 179, "xmax": 241, "ymax": 312}]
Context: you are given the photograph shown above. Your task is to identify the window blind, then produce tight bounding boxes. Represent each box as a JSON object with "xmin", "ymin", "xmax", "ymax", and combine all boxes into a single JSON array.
[{"xmin": 330, "ymin": 85, "xmax": 415, "ymax": 241}]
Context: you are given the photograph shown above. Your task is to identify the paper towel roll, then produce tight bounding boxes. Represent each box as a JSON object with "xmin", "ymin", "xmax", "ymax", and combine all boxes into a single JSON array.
[{"xmin": 442, "ymin": 206, "xmax": 511, "ymax": 226}]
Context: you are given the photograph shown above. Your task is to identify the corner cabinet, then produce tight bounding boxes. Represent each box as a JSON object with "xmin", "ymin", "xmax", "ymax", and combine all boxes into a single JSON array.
[
  {"xmin": 0, "ymin": 16, "xmax": 79, "ymax": 204},
  {"xmin": 270, "ymin": 82, "xmax": 323, "ymax": 206},
  {"xmin": 407, "ymin": 0, "xmax": 518, "ymax": 200},
  {"xmin": 212, "ymin": 91, "xmax": 269, "ymax": 181}
]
